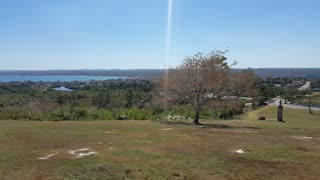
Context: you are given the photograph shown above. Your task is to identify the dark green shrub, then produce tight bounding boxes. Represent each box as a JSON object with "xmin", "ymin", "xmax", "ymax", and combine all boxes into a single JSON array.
[{"xmin": 49, "ymin": 109, "xmax": 71, "ymax": 121}]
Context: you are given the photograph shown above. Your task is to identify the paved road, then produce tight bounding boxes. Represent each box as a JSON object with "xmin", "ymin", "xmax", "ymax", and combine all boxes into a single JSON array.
[{"xmin": 270, "ymin": 98, "xmax": 320, "ymax": 111}]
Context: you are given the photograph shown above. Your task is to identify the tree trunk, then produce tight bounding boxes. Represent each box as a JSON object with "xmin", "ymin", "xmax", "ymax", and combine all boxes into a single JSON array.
[
  {"xmin": 194, "ymin": 112, "xmax": 200, "ymax": 125},
  {"xmin": 308, "ymin": 96, "xmax": 313, "ymax": 114},
  {"xmin": 308, "ymin": 105, "xmax": 313, "ymax": 114}
]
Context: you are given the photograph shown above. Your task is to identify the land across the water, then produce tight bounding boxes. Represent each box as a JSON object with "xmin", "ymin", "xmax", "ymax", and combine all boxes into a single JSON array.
[
  {"xmin": 1, "ymin": 68, "xmax": 320, "ymax": 80},
  {"xmin": 0, "ymin": 75, "xmax": 125, "ymax": 82}
]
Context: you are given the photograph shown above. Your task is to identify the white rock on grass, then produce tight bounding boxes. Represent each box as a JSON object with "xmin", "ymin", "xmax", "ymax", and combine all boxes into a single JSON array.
[
  {"xmin": 161, "ymin": 128, "xmax": 173, "ymax": 131},
  {"xmin": 68, "ymin": 148, "xmax": 97, "ymax": 158},
  {"xmin": 235, "ymin": 149, "xmax": 245, "ymax": 154},
  {"xmin": 68, "ymin": 148, "xmax": 90, "ymax": 155},
  {"xmin": 76, "ymin": 151, "xmax": 97, "ymax": 158},
  {"xmin": 37, "ymin": 153, "xmax": 58, "ymax": 160},
  {"xmin": 303, "ymin": 136, "xmax": 313, "ymax": 140}
]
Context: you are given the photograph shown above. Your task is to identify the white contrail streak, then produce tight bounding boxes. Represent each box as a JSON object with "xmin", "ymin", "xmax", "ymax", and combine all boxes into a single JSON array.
[
  {"xmin": 165, "ymin": 0, "xmax": 173, "ymax": 68},
  {"xmin": 164, "ymin": 0, "xmax": 173, "ymax": 108}
]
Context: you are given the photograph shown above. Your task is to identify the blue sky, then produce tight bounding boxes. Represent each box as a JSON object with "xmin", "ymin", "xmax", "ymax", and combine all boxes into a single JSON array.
[{"xmin": 0, "ymin": 0, "xmax": 320, "ymax": 70}]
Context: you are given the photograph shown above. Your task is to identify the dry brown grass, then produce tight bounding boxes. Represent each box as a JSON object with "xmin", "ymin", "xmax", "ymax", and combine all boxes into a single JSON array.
[{"xmin": 1, "ymin": 107, "xmax": 320, "ymax": 179}]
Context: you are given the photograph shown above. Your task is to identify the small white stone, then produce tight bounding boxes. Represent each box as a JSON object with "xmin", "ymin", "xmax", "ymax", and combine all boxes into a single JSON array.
[
  {"xmin": 76, "ymin": 151, "xmax": 97, "ymax": 158},
  {"xmin": 303, "ymin": 136, "xmax": 313, "ymax": 140},
  {"xmin": 161, "ymin": 128, "xmax": 173, "ymax": 131},
  {"xmin": 235, "ymin": 149, "xmax": 245, "ymax": 154},
  {"xmin": 68, "ymin": 148, "xmax": 97, "ymax": 158},
  {"xmin": 68, "ymin": 148, "xmax": 90, "ymax": 155},
  {"xmin": 37, "ymin": 153, "xmax": 57, "ymax": 160}
]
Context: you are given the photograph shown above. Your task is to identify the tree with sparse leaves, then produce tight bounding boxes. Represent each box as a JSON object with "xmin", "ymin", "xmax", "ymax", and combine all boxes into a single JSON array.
[
  {"xmin": 165, "ymin": 50, "xmax": 257, "ymax": 124},
  {"xmin": 165, "ymin": 50, "xmax": 236, "ymax": 124}
]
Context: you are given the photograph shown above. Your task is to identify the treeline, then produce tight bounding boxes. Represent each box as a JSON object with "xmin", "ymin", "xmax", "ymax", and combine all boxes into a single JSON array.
[
  {"xmin": 0, "ymin": 79, "xmax": 246, "ymax": 121},
  {"xmin": 0, "ymin": 84, "xmax": 36, "ymax": 94},
  {"xmin": 0, "ymin": 80, "xmax": 152, "ymax": 120}
]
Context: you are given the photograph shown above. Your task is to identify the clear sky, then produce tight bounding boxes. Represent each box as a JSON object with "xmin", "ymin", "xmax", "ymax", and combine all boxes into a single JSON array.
[{"xmin": 1, "ymin": 0, "xmax": 320, "ymax": 70}]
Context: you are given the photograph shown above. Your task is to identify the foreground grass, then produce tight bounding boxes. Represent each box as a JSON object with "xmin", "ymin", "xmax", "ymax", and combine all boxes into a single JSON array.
[{"xmin": 1, "ymin": 107, "xmax": 320, "ymax": 180}]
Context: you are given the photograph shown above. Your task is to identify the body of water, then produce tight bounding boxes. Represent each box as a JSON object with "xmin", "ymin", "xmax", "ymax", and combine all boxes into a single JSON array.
[
  {"xmin": 53, "ymin": 86, "xmax": 74, "ymax": 91},
  {"xmin": 0, "ymin": 75, "xmax": 124, "ymax": 82}
]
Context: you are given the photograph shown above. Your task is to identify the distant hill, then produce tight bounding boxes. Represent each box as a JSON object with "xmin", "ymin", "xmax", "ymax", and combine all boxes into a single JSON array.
[
  {"xmin": 0, "ymin": 69, "xmax": 164, "ymax": 78},
  {"xmin": 249, "ymin": 68, "xmax": 320, "ymax": 80},
  {"xmin": 0, "ymin": 68, "xmax": 320, "ymax": 80}
]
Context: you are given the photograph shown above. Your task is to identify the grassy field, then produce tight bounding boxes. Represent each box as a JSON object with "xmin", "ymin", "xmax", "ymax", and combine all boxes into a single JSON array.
[
  {"xmin": 313, "ymin": 92, "xmax": 320, "ymax": 96},
  {"xmin": 1, "ymin": 107, "xmax": 320, "ymax": 180},
  {"xmin": 294, "ymin": 96, "xmax": 320, "ymax": 107}
]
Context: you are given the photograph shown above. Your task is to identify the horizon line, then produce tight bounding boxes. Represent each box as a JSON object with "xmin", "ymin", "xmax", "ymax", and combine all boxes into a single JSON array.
[{"xmin": 0, "ymin": 67, "xmax": 320, "ymax": 71}]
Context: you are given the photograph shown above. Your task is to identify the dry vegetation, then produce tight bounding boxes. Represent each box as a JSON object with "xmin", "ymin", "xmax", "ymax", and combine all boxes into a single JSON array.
[
  {"xmin": 165, "ymin": 50, "xmax": 257, "ymax": 124},
  {"xmin": 1, "ymin": 107, "xmax": 320, "ymax": 179}
]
